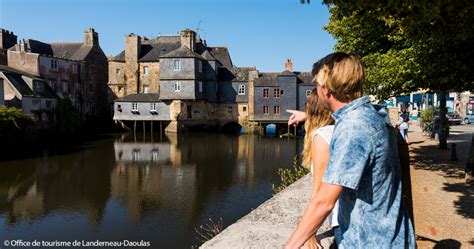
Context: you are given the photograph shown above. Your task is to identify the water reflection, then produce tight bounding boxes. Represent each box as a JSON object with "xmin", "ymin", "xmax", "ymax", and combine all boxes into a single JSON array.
[{"xmin": 0, "ymin": 133, "xmax": 301, "ymax": 248}]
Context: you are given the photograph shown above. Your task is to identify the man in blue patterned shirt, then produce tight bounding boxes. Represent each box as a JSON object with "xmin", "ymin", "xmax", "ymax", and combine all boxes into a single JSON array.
[{"xmin": 285, "ymin": 53, "xmax": 416, "ymax": 248}]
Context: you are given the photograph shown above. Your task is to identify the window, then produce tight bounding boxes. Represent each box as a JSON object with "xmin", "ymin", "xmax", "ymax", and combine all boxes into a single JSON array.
[
  {"xmin": 306, "ymin": 90, "xmax": 312, "ymax": 97},
  {"xmin": 198, "ymin": 60, "xmax": 203, "ymax": 73},
  {"xmin": 173, "ymin": 60, "xmax": 181, "ymax": 71},
  {"xmin": 51, "ymin": 60, "xmax": 58, "ymax": 69},
  {"xmin": 263, "ymin": 106, "xmax": 269, "ymax": 115},
  {"xmin": 62, "ymin": 81, "xmax": 69, "ymax": 94},
  {"xmin": 280, "ymin": 90, "xmax": 284, "ymax": 95},
  {"xmin": 199, "ymin": 81, "xmax": 203, "ymax": 93},
  {"xmin": 143, "ymin": 86, "xmax": 149, "ymax": 93},
  {"xmin": 274, "ymin": 106, "xmax": 280, "ymax": 115},
  {"xmin": 143, "ymin": 66, "xmax": 148, "ymax": 75},
  {"xmin": 116, "ymin": 68, "xmax": 121, "ymax": 75},
  {"xmin": 263, "ymin": 88, "xmax": 269, "ymax": 98},
  {"xmin": 238, "ymin": 84, "xmax": 245, "ymax": 95},
  {"xmin": 150, "ymin": 103, "xmax": 156, "ymax": 111},
  {"xmin": 243, "ymin": 106, "xmax": 247, "ymax": 112},
  {"xmin": 174, "ymin": 81, "xmax": 181, "ymax": 91},
  {"xmin": 45, "ymin": 101, "xmax": 52, "ymax": 109},
  {"xmin": 72, "ymin": 63, "xmax": 77, "ymax": 73},
  {"xmin": 132, "ymin": 102, "xmax": 138, "ymax": 111},
  {"xmin": 117, "ymin": 104, "xmax": 122, "ymax": 112},
  {"xmin": 228, "ymin": 106, "xmax": 232, "ymax": 114},
  {"xmin": 32, "ymin": 99, "xmax": 41, "ymax": 107},
  {"xmin": 274, "ymin": 88, "xmax": 281, "ymax": 98}
]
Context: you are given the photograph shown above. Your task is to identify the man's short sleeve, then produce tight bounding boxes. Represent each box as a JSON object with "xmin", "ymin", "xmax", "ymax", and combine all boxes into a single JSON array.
[{"xmin": 323, "ymin": 127, "xmax": 373, "ymax": 190}]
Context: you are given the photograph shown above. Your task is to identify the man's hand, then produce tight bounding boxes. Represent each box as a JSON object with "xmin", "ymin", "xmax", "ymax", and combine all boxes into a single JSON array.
[
  {"xmin": 303, "ymin": 236, "xmax": 322, "ymax": 249},
  {"xmin": 287, "ymin": 110, "xmax": 306, "ymax": 127}
]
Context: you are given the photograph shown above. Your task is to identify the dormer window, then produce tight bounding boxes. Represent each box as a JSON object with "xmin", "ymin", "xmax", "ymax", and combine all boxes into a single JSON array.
[
  {"xmin": 238, "ymin": 84, "xmax": 245, "ymax": 95},
  {"xmin": 173, "ymin": 60, "xmax": 181, "ymax": 71}
]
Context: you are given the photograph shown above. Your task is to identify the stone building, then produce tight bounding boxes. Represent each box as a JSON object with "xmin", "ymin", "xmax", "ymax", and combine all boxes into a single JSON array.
[
  {"xmin": 0, "ymin": 65, "xmax": 57, "ymax": 122},
  {"xmin": 247, "ymin": 59, "xmax": 313, "ymax": 134},
  {"xmin": 111, "ymin": 29, "xmax": 315, "ymax": 134},
  {"xmin": 6, "ymin": 28, "xmax": 109, "ymax": 126},
  {"xmin": 111, "ymin": 29, "xmax": 245, "ymax": 132}
]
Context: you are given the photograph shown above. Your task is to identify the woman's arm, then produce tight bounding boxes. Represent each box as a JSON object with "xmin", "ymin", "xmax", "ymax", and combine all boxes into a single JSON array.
[{"xmin": 310, "ymin": 135, "xmax": 331, "ymax": 199}]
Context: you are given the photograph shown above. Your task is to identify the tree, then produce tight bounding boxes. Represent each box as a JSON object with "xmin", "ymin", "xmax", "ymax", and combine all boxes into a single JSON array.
[
  {"xmin": 55, "ymin": 98, "xmax": 81, "ymax": 135},
  {"xmin": 320, "ymin": 0, "xmax": 474, "ymax": 149}
]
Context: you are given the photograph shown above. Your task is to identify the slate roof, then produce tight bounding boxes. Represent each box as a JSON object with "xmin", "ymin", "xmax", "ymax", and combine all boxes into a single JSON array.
[
  {"xmin": 111, "ymin": 36, "xmax": 182, "ymax": 62},
  {"xmin": 9, "ymin": 39, "xmax": 53, "ymax": 55},
  {"xmin": 253, "ymin": 71, "xmax": 313, "ymax": 86},
  {"xmin": 10, "ymin": 39, "xmax": 92, "ymax": 61},
  {"xmin": 110, "ymin": 35, "xmax": 233, "ymax": 68},
  {"xmin": 201, "ymin": 50, "xmax": 216, "ymax": 60},
  {"xmin": 0, "ymin": 65, "xmax": 57, "ymax": 98},
  {"xmin": 115, "ymin": 93, "xmax": 161, "ymax": 102},
  {"xmin": 209, "ymin": 47, "xmax": 233, "ymax": 68},
  {"xmin": 2, "ymin": 71, "xmax": 33, "ymax": 96},
  {"xmin": 160, "ymin": 46, "xmax": 205, "ymax": 60},
  {"xmin": 254, "ymin": 73, "xmax": 281, "ymax": 86},
  {"xmin": 295, "ymin": 72, "xmax": 314, "ymax": 85}
]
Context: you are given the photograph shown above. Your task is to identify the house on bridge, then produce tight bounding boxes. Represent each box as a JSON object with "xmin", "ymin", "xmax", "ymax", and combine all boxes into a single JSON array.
[
  {"xmin": 110, "ymin": 29, "xmax": 316, "ymax": 134},
  {"xmin": 248, "ymin": 59, "xmax": 314, "ymax": 135}
]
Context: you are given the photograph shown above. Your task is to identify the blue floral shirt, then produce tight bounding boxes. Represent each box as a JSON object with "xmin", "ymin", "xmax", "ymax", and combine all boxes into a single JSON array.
[{"xmin": 323, "ymin": 96, "xmax": 416, "ymax": 248}]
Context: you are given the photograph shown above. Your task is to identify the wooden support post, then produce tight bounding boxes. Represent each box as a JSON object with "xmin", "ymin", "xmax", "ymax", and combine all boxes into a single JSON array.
[
  {"xmin": 134, "ymin": 121, "xmax": 136, "ymax": 134},
  {"xmin": 294, "ymin": 125, "xmax": 297, "ymax": 137},
  {"xmin": 160, "ymin": 121, "xmax": 163, "ymax": 140},
  {"xmin": 151, "ymin": 121, "xmax": 153, "ymax": 142}
]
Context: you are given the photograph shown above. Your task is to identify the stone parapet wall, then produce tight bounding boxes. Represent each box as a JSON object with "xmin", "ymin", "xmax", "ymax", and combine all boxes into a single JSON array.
[{"xmin": 200, "ymin": 174, "xmax": 334, "ymax": 249}]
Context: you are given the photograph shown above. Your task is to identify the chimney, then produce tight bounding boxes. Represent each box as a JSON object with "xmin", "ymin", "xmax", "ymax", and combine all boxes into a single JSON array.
[
  {"xmin": 15, "ymin": 39, "xmax": 28, "ymax": 52},
  {"xmin": 285, "ymin": 59, "xmax": 293, "ymax": 72},
  {"xmin": 84, "ymin": 27, "xmax": 98, "ymax": 47},
  {"xmin": 125, "ymin": 33, "xmax": 141, "ymax": 63},
  {"xmin": 0, "ymin": 29, "xmax": 17, "ymax": 49},
  {"xmin": 180, "ymin": 29, "xmax": 196, "ymax": 51}
]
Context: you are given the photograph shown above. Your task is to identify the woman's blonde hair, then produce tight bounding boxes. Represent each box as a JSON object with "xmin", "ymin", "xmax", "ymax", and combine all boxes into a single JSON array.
[
  {"xmin": 312, "ymin": 52, "xmax": 365, "ymax": 102},
  {"xmin": 301, "ymin": 88, "xmax": 334, "ymax": 168}
]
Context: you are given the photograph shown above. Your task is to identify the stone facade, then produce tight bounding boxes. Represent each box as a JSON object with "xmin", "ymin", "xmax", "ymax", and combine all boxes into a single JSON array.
[
  {"xmin": 0, "ymin": 65, "xmax": 57, "ymax": 122},
  {"xmin": 5, "ymin": 27, "xmax": 109, "ymax": 126}
]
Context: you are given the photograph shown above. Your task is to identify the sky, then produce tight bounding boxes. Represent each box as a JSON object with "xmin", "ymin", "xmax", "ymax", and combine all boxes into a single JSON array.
[{"xmin": 0, "ymin": 0, "xmax": 336, "ymax": 72}]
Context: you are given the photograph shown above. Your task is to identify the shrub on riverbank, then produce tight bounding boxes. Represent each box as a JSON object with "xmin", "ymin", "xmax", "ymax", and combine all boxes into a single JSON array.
[
  {"xmin": 272, "ymin": 155, "xmax": 309, "ymax": 195},
  {"xmin": 0, "ymin": 106, "xmax": 35, "ymax": 146}
]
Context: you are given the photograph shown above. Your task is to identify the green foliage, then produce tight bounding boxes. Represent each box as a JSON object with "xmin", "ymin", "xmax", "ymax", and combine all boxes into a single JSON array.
[
  {"xmin": 55, "ymin": 98, "xmax": 81, "ymax": 134},
  {"xmin": 272, "ymin": 155, "xmax": 309, "ymax": 195},
  {"xmin": 419, "ymin": 106, "xmax": 434, "ymax": 125},
  {"xmin": 322, "ymin": 0, "xmax": 474, "ymax": 99},
  {"xmin": 0, "ymin": 106, "xmax": 34, "ymax": 131}
]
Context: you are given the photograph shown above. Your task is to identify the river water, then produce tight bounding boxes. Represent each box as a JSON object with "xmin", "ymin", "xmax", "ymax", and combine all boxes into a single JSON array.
[{"xmin": 0, "ymin": 132, "xmax": 302, "ymax": 248}]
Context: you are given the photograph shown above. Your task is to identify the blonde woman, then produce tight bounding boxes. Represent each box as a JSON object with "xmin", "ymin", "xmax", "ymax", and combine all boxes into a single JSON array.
[{"xmin": 289, "ymin": 88, "xmax": 338, "ymax": 248}]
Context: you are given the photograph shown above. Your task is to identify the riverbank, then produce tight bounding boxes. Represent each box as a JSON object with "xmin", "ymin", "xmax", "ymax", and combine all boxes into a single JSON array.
[{"xmin": 200, "ymin": 174, "xmax": 334, "ymax": 248}]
